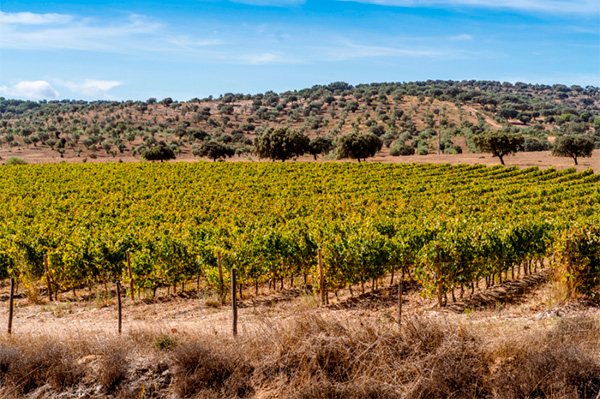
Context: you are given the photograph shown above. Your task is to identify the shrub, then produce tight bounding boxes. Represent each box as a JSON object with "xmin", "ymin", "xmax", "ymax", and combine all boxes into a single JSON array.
[
  {"xmin": 153, "ymin": 333, "xmax": 177, "ymax": 351},
  {"xmin": 523, "ymin": 136, "xmax": 551, "ymax": 152},
  {"xmin": 141, "ymin": 145, "xmax": 176, "ymax": 162},
  {"xmin": 4, "ymin": 156, "xmax": 27, "ymax": 165},
  {"xmin": 390, "ymin": 141, "xmax": 415, "ymax": 156}
]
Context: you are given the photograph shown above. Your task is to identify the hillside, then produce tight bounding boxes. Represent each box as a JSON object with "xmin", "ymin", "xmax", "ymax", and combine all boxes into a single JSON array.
[{"xmin": 1, "ymin": 80, "xmax": 599, "ymax": 165}]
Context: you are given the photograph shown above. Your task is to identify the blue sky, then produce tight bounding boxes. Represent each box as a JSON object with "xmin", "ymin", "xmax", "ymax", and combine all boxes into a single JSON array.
[{"xmin": 1, "ymin": 0, "xmax": 598, "ymax": 101}]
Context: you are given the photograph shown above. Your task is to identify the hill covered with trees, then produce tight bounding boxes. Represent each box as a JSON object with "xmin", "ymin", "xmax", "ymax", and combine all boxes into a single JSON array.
[{"xmin": 0, "ymin": 80, "xmax": 598, "ymax": 164}]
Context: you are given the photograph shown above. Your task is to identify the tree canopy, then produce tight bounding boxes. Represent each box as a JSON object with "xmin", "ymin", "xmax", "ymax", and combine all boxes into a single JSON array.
[
  {"xmin": 336, "ymin": 131, "xmax": 383, "ymax": 162},
  {"xmin": 472, "ymin": 131, "xmax": 524, "ymax": 165},
  {"xmin": 253, "ymin": 127, "xmax": 309, "ymax": 161},
  {"xmin": 390, "ymin": 141, "xmax": 415, "ymax": 156},
  {"xmin": 141, "ymin": 145, "xmax": 176, "ymax": 162},
  {"xmin": 197, "ymin": 140, "xmax": 236, "ymax": 162},
  {"xmin": 551, "ymin": 134, "xmax": 594, "ymax": 165},
  {"xmin": 308, "ymin": 136, "xmax": 334, "ymax": 160}
]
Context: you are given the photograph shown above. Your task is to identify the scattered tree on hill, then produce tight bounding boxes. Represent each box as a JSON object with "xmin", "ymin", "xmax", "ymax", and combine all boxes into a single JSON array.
[
  {"xmin": 472, "ymin": 131, "xmax": 524, "ymax": 165},
  {"xmin": 253, "ymin": 127, "xmax": 309, "ymax": 161},
  {"xmin": 197, "ymin": 140, "xmax": 236, "ymax": 162},
  {"xmin": 141, "ymin": 145, "xmax": 176, "ymax": 162},
  {"xmin": 336, "ymin": 131, "xmax": 383, "ymax": 162},
  {"xmin": 308, "ymin": 136, "xmax": 334, "ymax": 160},
  {"xmin": 551, "ymin": 134, "xmax": 594, "ymax": 165},
  {"xmin": 390, "ymin": 141, "xmax": 415, "ymax": 156}
]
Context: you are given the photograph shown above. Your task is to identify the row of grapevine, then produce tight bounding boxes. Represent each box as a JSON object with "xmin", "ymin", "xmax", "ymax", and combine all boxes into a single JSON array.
[{"xmin": 1, "ymin": 162, "xmax": 599, "ymax": 300}]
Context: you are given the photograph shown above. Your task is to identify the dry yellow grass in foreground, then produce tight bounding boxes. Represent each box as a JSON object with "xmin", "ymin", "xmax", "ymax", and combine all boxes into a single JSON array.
[{"xmin": 0, "ymin": 311, "xmax": 599, "ymax": 399}]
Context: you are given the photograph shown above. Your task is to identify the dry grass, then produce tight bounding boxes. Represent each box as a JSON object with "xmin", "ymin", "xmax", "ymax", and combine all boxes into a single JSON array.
[{"xmin": 0, "ymin": 313, "xmax": 598, "ymax": 398}]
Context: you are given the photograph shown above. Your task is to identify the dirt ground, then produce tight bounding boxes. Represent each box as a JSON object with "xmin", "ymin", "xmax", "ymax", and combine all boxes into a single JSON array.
[
  {"xmin": 1, "ymin": 269, "xmax": 597, "ymax": 339},
  {"xmin": 3, "ymin": 146, "xmax": 599, "ymax": 174}
]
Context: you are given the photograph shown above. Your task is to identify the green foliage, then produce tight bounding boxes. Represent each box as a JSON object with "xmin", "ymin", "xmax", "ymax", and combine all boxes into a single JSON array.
[
  {"xmin": 141, "ymin": 145, "xmax": 176, "ymax": 162},
  {"xmin": 472, "ymin": 131, "xmax": 524, "ymax": 165},
  {"xmin": 197, "ymin": 140, "xmax": 236, "ymax": 162},
  {"xmin": 553, "ymin": 223, "xmax": 600, "ymax": 297},
  {"xmin": 336, "ymin": 131, "xmax": 382, "ymax": 162},
  {"xmin": 389, "ymin": 141, "xmax": 415, "ymax": 156},
  {"xmin": 4, "ymin": 156, "xmax": 27, "ymax": 166},
  {"xmin": 523, "ymin": 136, "xmax": 551, "ymax": 152},
  {"xmin": 551, "ymin": 134, "xmax": 594, "ymax": 165},
  {"xmin": 154, "ymin": 333, "xmax": 178, "ymax": 351},
  {"xmin": 308, "ymin": 136, "xmax": 334, "ymax": 160},
  {"xmin": 0, "ymin": 163, "xmax": 598, "ymax": 305},
  {"xmin": 253, "ymin": 127, "xmax": 309, "ymax": 161}
]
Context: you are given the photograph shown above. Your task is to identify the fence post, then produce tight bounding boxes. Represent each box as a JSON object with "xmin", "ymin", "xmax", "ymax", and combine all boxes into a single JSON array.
[
  {"xmin": 116, "ymin": 281, "xmax": 122, "ymax": 334},
  {"xmin": 565, "ymin": 239, "xmax": 572, "ymax": 299},
  {"xmin": 318, "ymin": 248, "xmax": 325, "ymax": 306},
  {"xmin": 217, "ymin": 252, "xmax": 224, "ymax": 299},
  {"xmin": 231, "ymin": 268, "xmax": 238, "ymax": 337},
  {"xmin": 436, "ymin": 245, "xmax": 443, "ymax": 307},
  {"xmin": 398, "ymin": 269, "xmax": 404, "ymax": 326},
  {"xmin": 44, "ymin": 254, "xmax": 53, "ymax": 302},
  {"xmin": 8, "ymin": 278, "xmax": 15, "ymax": 335},
  {"xmin": 126, "ymin": 250, "xmax": 134, "ymax": 301}
]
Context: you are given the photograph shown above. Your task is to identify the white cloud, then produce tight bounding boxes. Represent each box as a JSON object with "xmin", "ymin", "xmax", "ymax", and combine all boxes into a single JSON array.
[
  {"xmin": 238, "ymin": 53, "xmax": 288, "ymax": 64},
  {"xmin": 328, "ymin": 41, "xmax": 443, "ymax": 61},
  {"xmin": 0, "ymin": 81, "xmax": 59, "ymax": 99},
  {"xmin": 449, "ymin": 34, "xmax": 473, "ymax": 41},
  {"xmin": 1, "ymin": 13, "xmax": 163, "ymax": 52},
  {"xmin": 338, "ymin": 0, "xmax": 600, "ymax": 15},
  {"xmin": 0, "ymin": 11, "xmax": 72, "ymax": 25},
  {"xmin": 56, "ymin": 79, "xmax": 123, "ymax": 98}
]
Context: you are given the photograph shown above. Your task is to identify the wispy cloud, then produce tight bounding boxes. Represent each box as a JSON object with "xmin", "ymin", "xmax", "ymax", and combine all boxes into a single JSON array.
[
  {"xmin": 0, "ymin": 11, "xmax": 72, "ymax": 25},
  {"xmin": 0, "ymin": 81, "xmax": 59, "ymax": 99},
  {"xmin": 339, "ymin": 0, "xmax": 600, "ymax": 15},
  {"xmin": 1, "ymin": 13, "xmax": 163, "ymax": 52},
  {"xmin": 327, "ymin": 41, "xmax": 444, "ymax": 61},
  {"xmin": 55, "ymin": 79, "xmax": 123, "ymax": 98},
  {"xmin": 449, "ymin": 34, "xmax": 473, "ymax": 41}
]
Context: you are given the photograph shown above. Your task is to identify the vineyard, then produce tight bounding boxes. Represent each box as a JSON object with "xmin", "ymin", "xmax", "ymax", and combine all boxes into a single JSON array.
[{"xmin": 1, "ymin": 162, "xmax": 599, "ymax": 303}]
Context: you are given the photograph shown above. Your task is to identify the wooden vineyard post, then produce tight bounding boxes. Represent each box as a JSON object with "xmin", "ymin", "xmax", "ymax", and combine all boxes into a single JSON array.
[
  {"xmin": 126, "ymin": 250, "xmax": 134, "ymax": 301},
  {"xmin": 318, "ymin": 248, "xmax": 325, "ymax": 306},
  {"xmin": 116, "ymin": 281, "xmax": 122, "ymax": 334},
  {"xmin": 436, "ymin": 246, "xmax": 443, "ymax": 307},
  {"xmin": 565, "ymin": 239, "xmax": 572, "ymax": 299},
  {"xmin": 231, "ymin": 268, "xmax": 238, "ymax": 337},
  {"xmin": 44, "ymin": 254, "xmax": 53, "ymax": 302},
  {"xmin": 398, "ymin": 269, "xmax": 404, "ymax": 326},
  {"xmin": 217, "ymin": 252, "xmax": 224, "ymax": 300},
  {"xmin": 7, "ymin": 278, "xmax": 15, "ymax": 335}
]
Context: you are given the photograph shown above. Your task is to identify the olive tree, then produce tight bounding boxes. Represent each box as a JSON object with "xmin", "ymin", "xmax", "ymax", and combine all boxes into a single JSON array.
[
  {"xmin": 336, "ymin": 131, "xmax": 382, "ymax": 162},
  {"xmin": 472, "ymin": 131, "xmax": 524, "ymax": 165},
  {"xmin": 308, "ymin": 136, "xmax": 334, "ymax": 160},
  {"xmin": 141, "ymin": 145, "xmax": 176, "ymax": 162},
  {"xmin": 551, "ymin": 134, "xmax": 594, "ymax": 165},
  {"xmin": 253, "ymin": 127, "xmax": 309, "ymax": 161},
  {"xmin": 197, "ymin": 140, "xmax": 236, "ymax": 162}
]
